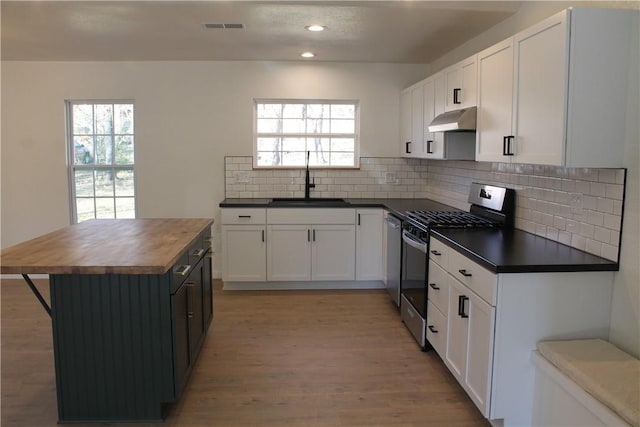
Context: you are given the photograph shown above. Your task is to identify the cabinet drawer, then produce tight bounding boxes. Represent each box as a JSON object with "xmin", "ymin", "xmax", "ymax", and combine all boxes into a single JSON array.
[
  {"xmin": 221, "ymin": 208, "xmax": 266, "ymax": 225},
  {"xmin": 426, "ymin": 300, "xmax": 447, "ymax": 358},
  {"xmin": 448, "ymin": 249, "xmax": 497, "ymax": 305},
  {"xmin": 428, "ymin": 260, "xmax": 449, "ymax": 315},
  {"xmin": 429, "ymin": 237, "xmax": 449, "ymax": 269},
  {"xmin": 267, "ymin": 208, "xmax": 355, "ymax": 225}
]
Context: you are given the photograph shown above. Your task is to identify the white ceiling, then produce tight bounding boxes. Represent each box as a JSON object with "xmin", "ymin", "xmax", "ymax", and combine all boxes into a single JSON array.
[{"xmin": 1, "ymin": 1, "xmax": 522, "ymax": 63}]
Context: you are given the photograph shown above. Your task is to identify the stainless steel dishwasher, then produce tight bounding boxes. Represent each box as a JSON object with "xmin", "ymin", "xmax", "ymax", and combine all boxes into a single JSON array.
[{"xmin": 385, "ymin": 213, "xmax": 402, "ymax": 309}]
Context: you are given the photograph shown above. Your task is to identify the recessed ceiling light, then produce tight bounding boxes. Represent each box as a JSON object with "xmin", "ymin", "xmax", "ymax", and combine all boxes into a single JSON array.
[
  {"xmin": 305, "ymin": 25, "xmax": 326, "ymax": 32},
  {"xmin": 301, "ymin": 52, "xmax": 315, "ymax": 58}
]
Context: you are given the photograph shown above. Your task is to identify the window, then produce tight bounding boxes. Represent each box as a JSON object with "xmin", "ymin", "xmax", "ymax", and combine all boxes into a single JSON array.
[
  {"xmin": 254, "ymin": 99, "xmax": 359, "ymax": 168},
  {"xmin": 66, "ymin": 101, "xmax": 135, "ymax": 223}
]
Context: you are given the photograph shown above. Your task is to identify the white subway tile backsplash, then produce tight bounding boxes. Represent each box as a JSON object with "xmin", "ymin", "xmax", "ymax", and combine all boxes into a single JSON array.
[{"xmin": 605, "ymin": 184, "xmax": 624, "ymax": 200}]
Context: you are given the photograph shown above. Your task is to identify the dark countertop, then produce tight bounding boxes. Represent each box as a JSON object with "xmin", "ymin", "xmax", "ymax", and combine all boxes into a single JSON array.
[
  {"xmin": 219, "ymin": 198, "xmax": 458, "ymax": 220},
  {"xmin": 431, "ymin": 228, "xmax": 619, "ymax": 274},
  {"xmin": 219, "ymin": 198, "xmax": 618, "ymax": 273}
]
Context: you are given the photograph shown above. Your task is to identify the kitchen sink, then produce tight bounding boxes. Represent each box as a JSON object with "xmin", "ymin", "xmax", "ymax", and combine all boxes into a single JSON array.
[{"xmin": 269, "ymin": 197, "xmax": 350, "ymax": 206}]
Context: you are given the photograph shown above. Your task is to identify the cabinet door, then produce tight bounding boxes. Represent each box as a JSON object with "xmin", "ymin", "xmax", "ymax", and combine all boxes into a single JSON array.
[
  {"xmin": 476, "ymin": 38, "xmax": 515, "ymax": 163},
  {"xmin": 423, "ymin": 78, "xmax": 444, "ymax": 159},
  {"xmin": 445, "ymin": 56, "xmax": 477, "ymax": 111},
  {"xmin": 171, "ymin": 283, "xmax": 190, "ymax": 398},
  {"xmin": 465, "ymin": 291, "xmax": 495, "ymax": 417},
  {"xmin": 513, "ymin": 10, "xmax": 568, "ymax": 166},
  {"xmin": 432, "ymin": 72, "xmax": 446, "ymax": 155},
  {"xmin": 411, "ymin": 84, "xmax": 424, "ymax": 158},
  {"xmin": 400, "ymin": 89, "xmax": 412, "ymax": 157},
  {"xmin": 187, "ymin": 259, "xmax": 205, "ymax": 360},
  {"xmin": 445, "ymin": 276, "xmax": 469, "ymax": 385},
  {"xmin": 267, "ymin": 225, "xmax": 311, "ymax": 281},
  {"xmin": 355, "ymin": 209, "xmax": 383, "ymax": 280},
  {"xmin": 222, "ymin": 226, "xmax": 266, "ymax": 281},
  {"xmin": 312, "ymin": 225, "xmax": 355, "ymax": 281},
  {"xmin": 202, "ymin": 252, "xmax": 213, "ymax": 325}
]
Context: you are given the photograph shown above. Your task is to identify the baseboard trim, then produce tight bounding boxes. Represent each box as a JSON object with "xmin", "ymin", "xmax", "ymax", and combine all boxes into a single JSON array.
[{"xmin": 223, "ymin": 280, "xmax": 385, "ymax": 291}]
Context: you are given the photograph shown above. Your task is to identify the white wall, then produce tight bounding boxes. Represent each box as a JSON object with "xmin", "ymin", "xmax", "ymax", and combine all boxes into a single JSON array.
[{"xmin": 1, "ymin": 60, "xmax": 426, "ymax": 246}]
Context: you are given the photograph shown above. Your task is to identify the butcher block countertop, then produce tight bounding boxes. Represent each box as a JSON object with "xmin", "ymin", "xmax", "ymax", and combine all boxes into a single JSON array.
[{"xmin": 0, "ymin": 218, "xmax": 213, "ymax": 275}]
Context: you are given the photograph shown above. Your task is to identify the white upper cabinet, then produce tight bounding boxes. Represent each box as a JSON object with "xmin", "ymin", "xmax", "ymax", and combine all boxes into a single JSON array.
[
  {"xmin": 476, "ymin": 38, "xmax": 515, "ymax": 163},
  {"xmin": 423, "ymin": 74, "xmax": 446, "ymax": 159},
  {"xmin": 400, "ymin": 83, "xmax": 425, "ymax": 158},
  {"xmin": 477, "ymin": 8, "xmax": 638, "ymax": 167},
  {"xmin": 444, "ymin": 54, "xmax": 478, "ymax": 111}
]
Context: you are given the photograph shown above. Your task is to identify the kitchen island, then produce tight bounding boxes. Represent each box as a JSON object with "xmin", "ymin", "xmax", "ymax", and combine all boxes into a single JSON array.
[{"xmin": 0, "ymin": 218, "xmax": 213, "ymax": 423}]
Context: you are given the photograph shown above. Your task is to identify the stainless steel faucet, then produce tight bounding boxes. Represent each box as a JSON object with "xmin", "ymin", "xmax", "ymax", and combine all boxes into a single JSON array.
[{"xmin": 305, "ymin": 150, "xmax": 315, "ymax": 199}]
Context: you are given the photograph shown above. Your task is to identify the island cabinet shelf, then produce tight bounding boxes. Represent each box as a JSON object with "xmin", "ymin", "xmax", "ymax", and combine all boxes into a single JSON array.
[{"xmin": 1, "ymin": 218, "xmax": 214, "ymax": 423}]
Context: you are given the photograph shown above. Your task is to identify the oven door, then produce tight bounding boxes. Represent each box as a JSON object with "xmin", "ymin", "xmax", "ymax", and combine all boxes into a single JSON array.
[{"xmin": 400, "ymin": 229, "xmax": 428, "ymax": 347}]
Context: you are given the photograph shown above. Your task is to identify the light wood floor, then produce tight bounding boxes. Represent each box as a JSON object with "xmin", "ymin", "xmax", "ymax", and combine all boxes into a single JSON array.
[{"xmin": 1, "ymin": 278, "xmax": 489, "ymax": 427}]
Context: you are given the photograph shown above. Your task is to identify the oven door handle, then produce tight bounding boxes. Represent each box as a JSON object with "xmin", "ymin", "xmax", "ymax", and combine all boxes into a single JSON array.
[{"xmin": 402, "ymin": 230, "xmax": 427, "ymax": 253}]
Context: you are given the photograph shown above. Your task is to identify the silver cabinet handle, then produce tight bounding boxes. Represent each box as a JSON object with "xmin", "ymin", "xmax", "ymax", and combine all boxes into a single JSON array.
[
  {"xmin": 186, "ymin": 282, "xmax": 195, "ymax": 318},
  {"xmin": 174, "ymin": 264, "xmax": 192, "ymax": 276},
  {"xmin": 192, "ymin": 248, "xmax": 205, "ymax": 257}
]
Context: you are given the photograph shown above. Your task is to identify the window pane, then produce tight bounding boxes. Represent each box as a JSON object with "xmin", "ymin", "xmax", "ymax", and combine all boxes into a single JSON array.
[
  {"xmin": 115, "ymin": 135, "xmax": 134, "ymax": 164},
  {"xmin": 114, "ymin": 104, "xmax": 134, "ymax": 134},
  {"xmin": 257, "ymin": 104, "xmax": 282, "ymax": 119},
  {"xmin": 95, "ymin": 170, "xmax": 114, "ymax": 196},
  {"xmin": 95, "ymin": 198, "xmax": 115, "ymax": 219},
  {"xmin": 282, "ymin": 151, "xmax": 305, "ymax": 166},
  {"xmin": 257, "ymin": 118, "xmax": 281, "ymax": 133},
  {"xmin": 282, "ymin": 138, "xmax": 305, "ymax": 151},
  {"xmin": 257, "ymin": 151, "xmax": 279, "ymax": 167},
  {"xmin": 282, "ymin": 104, "xmax": 304, "ymax": 118},
  {"xmin": 308, "ymin": 147, "xmax": 330, "ymax": 166},
  {"xmin": 95, "ymin": 104, "xmax": 113, "ymax": 134},
  {"xmin": 331, "ymin": 138, "xmax": 355, "ymax": 151},
  {"xmin": 306, "ymin": 118, "xmax": 330, "ymax": 133},
  {"xmin": 115, "ymin": 198, "xmax": 135, "ymax": 218},
  {"xmin": 74, "ymin": 136, "xmax": 94, "ymax": 165},
  {"xmin": 76, "ymin": 198, "xmax": 95, "ymax": 223},
  {"xmin": 95, "ymin": 136, "xmax": 113, "ymax": 165},
  {"xmin": 73, "ymin": 104, "xmax": 93, "ymax": 134},
  {"xmin": 331, "ymin": 104, "xmax": 355, "ymax": 119},
  {"xmin": 74, "ymin": 170, "xmax": 94, "ymax": 197},
  {"xmin": 307, "ymin": 138, "xmax": 330, "ymax": 153},
  {"xmin": 307, "ymin": 104, "xmax": 330, "ymax": 118},
  {"xmin": 257, "ymin": 137, "xmax": 281, "ymax": 151},
  {"xmin": 331, "ymin": 152, "xmax": 355, "ymax": 166},
  {"xmin": 282, "ymin": 118, "xmax": 304, "ymax": 133},
  {"xmin": 115, "ymin": 169, "xmax": 135, "ymax": 196},
  {"xmin": 331, "ymin": 119, "xmax": 355, "ymax": 133}
]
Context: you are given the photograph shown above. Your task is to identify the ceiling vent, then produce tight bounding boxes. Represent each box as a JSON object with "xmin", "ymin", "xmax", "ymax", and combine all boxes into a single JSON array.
[{"xmin": 203, "ymin": 23, "xmax": 244, "ymax": 29}]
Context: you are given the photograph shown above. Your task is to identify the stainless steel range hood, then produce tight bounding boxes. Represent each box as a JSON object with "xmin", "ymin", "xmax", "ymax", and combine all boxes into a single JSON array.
[{"xmin": 428, "ymin": 106, "xmax": 477, "ymax": 132}]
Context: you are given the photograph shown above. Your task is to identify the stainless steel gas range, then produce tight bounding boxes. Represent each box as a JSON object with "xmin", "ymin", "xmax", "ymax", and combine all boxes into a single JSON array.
[{"xmin": 400, "ymin": 183, "xmax": 515, "ymax": 349}]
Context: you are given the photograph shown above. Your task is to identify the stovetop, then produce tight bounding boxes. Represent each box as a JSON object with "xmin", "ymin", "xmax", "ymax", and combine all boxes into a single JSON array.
[{"xmin": 405, "ymin": 210, "xmax": 497, "ymax": 231}]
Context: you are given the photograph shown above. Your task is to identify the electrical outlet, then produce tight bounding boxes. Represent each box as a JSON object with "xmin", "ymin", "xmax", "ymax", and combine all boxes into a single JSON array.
[
  {"xmin": 570, "ymin": 192, "xmax": 583, "ymax": 215},
  {"xmin": 235, "ymin": 172, "xmax": 251, "ymax": 184},
  {"xmin": 384, "ymin": 172, "xmax": 397, "ymax": 184}
]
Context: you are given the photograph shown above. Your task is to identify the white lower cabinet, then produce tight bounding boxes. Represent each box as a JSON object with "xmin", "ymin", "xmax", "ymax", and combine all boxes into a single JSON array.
[
  {"xmin": 446, "ymin": 276, "xmax": 495, "ymax": 416},
  {"xmin": 221, "ymin": 209, "xmax": 267, "ymax": 282},
  {"xmin": 429, "ymin": 236, "xmax": 615, "ymax": 427},
  {"xmin": 311, "ymin": 225, "xmax": 356, "ymax": 280},
  {"xmin": 267, "ymin": 223, "xmax": 356, "ymax": 281},
  {"xmin": 355, "ymin": 209, "xmax": 383, "ymax": 280},
  {"xmin": 221, "ymin": 226, "xmax": 266, "ymax": 281},
  {"xmin": 266, "ymin": 225, "xmax": 311, "ymax": 281}
]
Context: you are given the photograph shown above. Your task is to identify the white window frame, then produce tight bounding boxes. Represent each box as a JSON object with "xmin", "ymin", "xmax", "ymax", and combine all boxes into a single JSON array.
[
  {"xmin": 66, "ymin": 100, "xmax": 136, "ymax": 223},
  {"xmin": 253, "ymin": 99, "xmax": 360, "ymax": 169}
]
